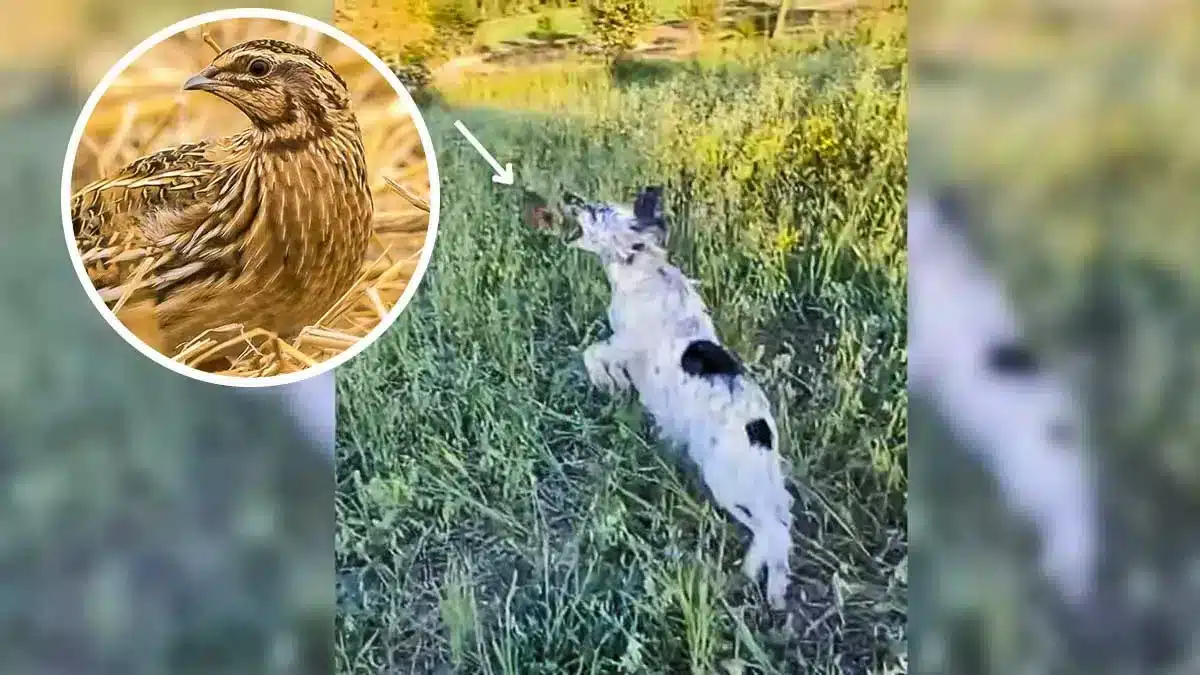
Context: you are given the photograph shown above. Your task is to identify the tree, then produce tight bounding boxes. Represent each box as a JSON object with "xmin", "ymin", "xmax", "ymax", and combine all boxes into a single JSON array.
[
  {"xmin": 586, "ymin": 0, "xmax": 654, "ymax": 61},
  {"xmin": 681, "ymin": 0, "xmax": 721, "ymax": 35},
  {"xmin": 772, "ymin": 0, "xmax": 790, "ymax": 40}
]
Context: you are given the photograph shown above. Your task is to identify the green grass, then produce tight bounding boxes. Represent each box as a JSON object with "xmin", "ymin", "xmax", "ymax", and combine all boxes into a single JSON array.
[
  {"xmin": 438, "ymin": 59, "xmax": 612, "ymax": 110},
  {"xmin": 474, "ymin": 8, "xmax": 590, "ymax": 47},
  {"xmin": 336, "ymin": 32, "xmax": 906, "ymax": 674}
]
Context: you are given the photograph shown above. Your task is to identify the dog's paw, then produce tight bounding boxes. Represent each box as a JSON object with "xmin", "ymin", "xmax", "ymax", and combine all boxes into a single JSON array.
[
  {"xmin": 608, "ymin": 362, "xmax": 633, "ymax": 391},
  {"xmin": 583, "ymin": 348, "xmax": 616, "ymax": 390}
]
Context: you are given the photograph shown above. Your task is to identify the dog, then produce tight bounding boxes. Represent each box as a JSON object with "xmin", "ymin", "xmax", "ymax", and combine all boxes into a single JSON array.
[
  {"xmin": 909, "ymin": 191, "xmax": 1099, "ymax": 605},
  {"xmin": 525, "ymin": 185, "xmax": 795, "ymax": 609}
]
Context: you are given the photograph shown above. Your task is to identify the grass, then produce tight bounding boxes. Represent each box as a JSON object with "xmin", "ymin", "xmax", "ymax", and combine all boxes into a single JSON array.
[
  {"xmin": 335, "ymin": 23, "xmax": 907, "ymax": 674},
  {"xmin": 474, "ymin": 8, "xmax": 590, "ymax": 47}
]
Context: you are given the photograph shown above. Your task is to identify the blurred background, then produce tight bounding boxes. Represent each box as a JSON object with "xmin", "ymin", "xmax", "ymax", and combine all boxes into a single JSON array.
[
  {"xmin": 0, "ymin": 1, "xmax": 338, "ymax": 673},
  {"xmin": 911, "ymin": 1, "xmax": 1200, "ymax": 673}
]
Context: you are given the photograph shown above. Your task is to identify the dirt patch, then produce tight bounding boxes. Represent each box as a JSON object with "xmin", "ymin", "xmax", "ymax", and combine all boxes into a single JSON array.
[
  {"xmin": 432, "ymin": 4, "xmax": 859, "ymax": 81},
  {"xmin": 434, "ymin": 23, "xmax": 700, "ymax": 81}
]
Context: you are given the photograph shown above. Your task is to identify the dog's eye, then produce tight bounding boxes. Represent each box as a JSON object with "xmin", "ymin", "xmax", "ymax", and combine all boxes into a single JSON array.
[
  {"xmin": 631, "ymin": 243, "xmax": 645, "ymax": 251},
  {"xmin": 247, "ymin": 59, "xmax": 271, "ymax": 77}
]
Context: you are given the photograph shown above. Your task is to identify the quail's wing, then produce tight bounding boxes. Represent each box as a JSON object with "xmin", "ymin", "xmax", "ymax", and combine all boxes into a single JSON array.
[
  {"xmin": 70, "ymin": 141, "xmax": 222, "ymax": 302},
  {"xmin": 71, "ymin": 141, "xmax": 218, "ymax": 237}
]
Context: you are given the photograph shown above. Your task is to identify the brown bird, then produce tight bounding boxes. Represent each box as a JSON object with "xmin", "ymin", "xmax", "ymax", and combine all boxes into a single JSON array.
[{"xmin": 71, "ymin": 39, "xmax": 373, "ymax": 363}]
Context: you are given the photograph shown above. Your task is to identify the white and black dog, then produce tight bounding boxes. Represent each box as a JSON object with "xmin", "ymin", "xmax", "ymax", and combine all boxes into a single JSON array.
[
  {"xmin": 526, "ymin": 186, "xmax": 794, "ymax": 609},
  {"xmin": 909, "ymin": 191, "xmax": 1099, "ymax": 605}
]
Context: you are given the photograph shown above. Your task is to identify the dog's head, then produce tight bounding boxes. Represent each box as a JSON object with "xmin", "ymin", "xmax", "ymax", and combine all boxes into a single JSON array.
[{"xmin": 524, "ymin": 186, "xmax": 668, "ymax": 265}]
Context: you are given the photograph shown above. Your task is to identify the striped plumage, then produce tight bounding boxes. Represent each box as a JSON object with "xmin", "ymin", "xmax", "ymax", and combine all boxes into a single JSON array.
[{"xmin": 72, "ymin": 39, "xmax": 373, "ymax": 359}]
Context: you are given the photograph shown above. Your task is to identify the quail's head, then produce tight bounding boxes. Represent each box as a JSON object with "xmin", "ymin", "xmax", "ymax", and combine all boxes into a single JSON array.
[{"xmin": 182, "ymin": 39, "xmax": 352, "ymax": 132}]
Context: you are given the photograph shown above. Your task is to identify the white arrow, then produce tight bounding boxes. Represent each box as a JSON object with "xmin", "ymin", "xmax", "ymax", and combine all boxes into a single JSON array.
[{"xmin": 453, "ymin": 120, "xmax": 514, "ymax": 185}]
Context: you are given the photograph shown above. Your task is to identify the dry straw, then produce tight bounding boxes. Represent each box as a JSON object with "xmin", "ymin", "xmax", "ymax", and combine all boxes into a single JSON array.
[{"xmin": 70, "ymin": 18, "xmax": 432, "ymax": 377}]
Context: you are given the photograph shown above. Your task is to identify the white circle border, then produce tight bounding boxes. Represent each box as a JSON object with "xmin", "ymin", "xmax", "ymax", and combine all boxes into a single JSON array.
[{"xmin": 61, "ymin": 7, "xmax": 441, "ymax": 389}]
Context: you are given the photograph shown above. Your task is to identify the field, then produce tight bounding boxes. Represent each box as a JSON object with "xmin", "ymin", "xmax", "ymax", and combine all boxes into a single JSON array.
[{"xmin": 334, "ymin": 4, "xmax": 907, "ymax": 672}]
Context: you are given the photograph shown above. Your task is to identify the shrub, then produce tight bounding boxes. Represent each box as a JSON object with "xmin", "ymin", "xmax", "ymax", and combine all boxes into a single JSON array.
[
  {"xmin": 429, "ymin": 0, "xmax": 482, "ymax": 58},
  {"xmin": 733, "ymin": 16, "xmax": 759, "ymax": 39},
  {"xmin": 585, "ymin": 0, "xmax": 654, "ymax": 61},
  {"xmin": 384, "ymin": 55, "xmax": 435, "ymax": 106},
  {"xmin": 338, "ymin": 0, "xmax": 436, "ymax": 59},
  {"xmin": 680, "ymin": 0, "xmax": 720, "ymax": 34},
  {"xmin": 531, "ymin": 13, "xmax": 560, "ymax": 40}
]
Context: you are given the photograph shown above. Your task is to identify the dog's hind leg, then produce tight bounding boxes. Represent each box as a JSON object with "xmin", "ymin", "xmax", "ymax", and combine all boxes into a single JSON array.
[
  {"xmin": 697, "ymin": 459, "xmax": 790, "ymax": 607},
  {"xmin": 735, "ymin": 504, "xmax": 791, "ymax": 609},
  {"xmin": 760, "ymin": 515, "xmax": 792, "ymax": 609},
  {"xmin": 740, "ymin": 521, "xmax": 769, "ymax": 580},
  {"xmin": 729, "ymin": 507, "xmax": 792, "ymax": 609}
]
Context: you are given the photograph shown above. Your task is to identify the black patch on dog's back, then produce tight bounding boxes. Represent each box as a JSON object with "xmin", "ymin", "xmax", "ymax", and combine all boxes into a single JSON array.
[
  {"xmin": 933, "ymin": 185, "xmax": 970, "ymax": 230},
  {"xmin": 745, "ymin": 418, "xmax": 773, "ymax": 449},
  {"xmin": 680, "ymin": 340, "xmax": 742, "ymax": 378},
  {"xmin": 986, "ymin": 341, "xmax": 1040, "ymax": 376}
]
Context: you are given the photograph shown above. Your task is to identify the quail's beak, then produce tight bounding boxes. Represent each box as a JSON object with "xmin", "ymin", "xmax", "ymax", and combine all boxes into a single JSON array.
[{"xmin": 182, "ymin": 67, "xmax": 221, "ymax": 92}]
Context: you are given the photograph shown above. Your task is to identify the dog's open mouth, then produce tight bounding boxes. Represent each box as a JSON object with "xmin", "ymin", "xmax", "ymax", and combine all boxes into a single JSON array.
[
  {"xmin": 523, "ymin": 188, "xmax": 582, "ymax": 244},
  {"xmin": 560, "ymin": 219, "xmax": 583, "ymax": 244}
]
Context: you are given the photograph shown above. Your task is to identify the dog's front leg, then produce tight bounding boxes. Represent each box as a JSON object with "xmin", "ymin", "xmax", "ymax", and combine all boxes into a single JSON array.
[{"xmin": 582, "ymin": 339, "xmax": 635, "ymax": 392}]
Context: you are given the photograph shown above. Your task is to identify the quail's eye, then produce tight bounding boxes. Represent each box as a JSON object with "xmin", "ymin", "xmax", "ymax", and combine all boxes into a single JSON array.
[{"xmin": 247, "ymin": 59, "xmax": 271, "ymax": 77}]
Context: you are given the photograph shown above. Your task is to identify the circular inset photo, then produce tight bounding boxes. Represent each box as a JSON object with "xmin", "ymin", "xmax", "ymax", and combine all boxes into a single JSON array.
[{"xmin": 63, "ymin": 8, "xmax": 439, "ymax": 387}]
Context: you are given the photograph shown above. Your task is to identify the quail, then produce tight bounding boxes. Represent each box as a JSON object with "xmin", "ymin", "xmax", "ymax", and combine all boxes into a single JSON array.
[{"xmin": 71, "ymin": 39, "xmax": 374, "ymax": 362}]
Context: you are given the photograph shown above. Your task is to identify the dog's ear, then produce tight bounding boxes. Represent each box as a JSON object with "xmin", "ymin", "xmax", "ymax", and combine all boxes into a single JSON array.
[
  {"xmin": 634, "ymin": 186, "xmax": 663, "ymax": 222},
  {"xmin": 633, "ymin": 184, "xmax": 662, "ymax": 227},
  {"xmin": 632, "ymin": 185, "xmax": 666, "ymax": 239}
]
